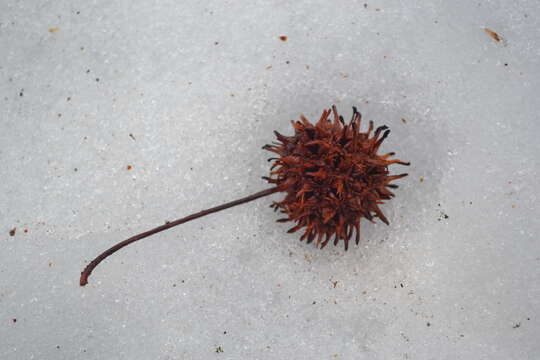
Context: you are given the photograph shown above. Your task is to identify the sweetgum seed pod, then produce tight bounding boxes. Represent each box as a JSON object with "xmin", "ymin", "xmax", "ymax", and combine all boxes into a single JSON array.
[{"xmin": 80, "ymin": 106, "xmax": 409, "ymax": 286}]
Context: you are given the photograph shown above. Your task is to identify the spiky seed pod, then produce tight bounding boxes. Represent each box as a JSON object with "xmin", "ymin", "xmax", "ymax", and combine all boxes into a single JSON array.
[
  {"xmin": 263, "ymin": 106, "xmax": 410, "ymax": 250},
  {"xmin": 79, "ymin": 105, "xmax": 410, "ymax": 286}
]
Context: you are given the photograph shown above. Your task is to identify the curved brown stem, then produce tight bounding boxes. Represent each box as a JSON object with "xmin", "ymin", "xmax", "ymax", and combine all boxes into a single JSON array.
[{"xmin": 80, "ymin": 187, "xmax": 279, "ymax": 286}]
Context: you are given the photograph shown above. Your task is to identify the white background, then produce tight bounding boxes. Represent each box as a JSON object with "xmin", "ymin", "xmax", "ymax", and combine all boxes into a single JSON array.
[{"xmin": 1, "ymin": 1, "xmax": 539, "ymax": 359}]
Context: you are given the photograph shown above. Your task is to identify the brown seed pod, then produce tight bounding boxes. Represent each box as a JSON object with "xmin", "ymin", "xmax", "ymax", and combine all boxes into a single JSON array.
[
  {"xmin": 79, "ymin": 105, "xmax": 409, "ymax": 286},
  {"xmin": 263, "ymin": 106, "xmax": 409, "ymax": 250}
]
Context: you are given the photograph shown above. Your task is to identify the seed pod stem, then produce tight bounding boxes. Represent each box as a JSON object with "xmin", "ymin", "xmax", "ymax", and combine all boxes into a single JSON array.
[{"xmin": 80, "ymin": 187, "xmax": 279, "ymax": 286}]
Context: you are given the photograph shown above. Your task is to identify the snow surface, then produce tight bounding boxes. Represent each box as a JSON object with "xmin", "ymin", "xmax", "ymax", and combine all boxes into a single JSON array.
[{"xmin": 1, "ymin": 1, "xmax": 539, "ymax": 359}]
